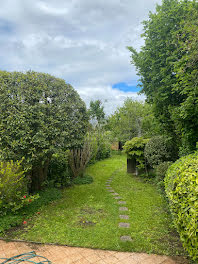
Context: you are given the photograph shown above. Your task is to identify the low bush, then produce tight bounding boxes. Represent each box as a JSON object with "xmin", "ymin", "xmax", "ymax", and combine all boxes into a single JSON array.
[
  {"xmin": 0, "ymin": 160, "xmax": 38, "ymax": 215},
  {"xmin": 72, "ymin": 175, "xmax": 93, "ymax": 185},
  {"xmin": 155, "ymin": 161, "xmax": 172, "ymax": 189},
  {"xmin": 96, "ymin": 139, "xmax": 111, "ymax": 160},
  {"xmin": 47, "ymin": 151, "xmax": 72, "ymax": 187},
  {"xmin": 165, "ymin": 152, "xmax": 198, "ymax": 261},
  {"xmin": 144, "ymin": 136, "xmax": 176, "ymax": 168},
  {"xmin": 0, "ymin": 188, "xmax": 62, "ymax": 235},
  {"xmin": 89, "ymin": 131, "xmax": 111, "ymax": 163}
]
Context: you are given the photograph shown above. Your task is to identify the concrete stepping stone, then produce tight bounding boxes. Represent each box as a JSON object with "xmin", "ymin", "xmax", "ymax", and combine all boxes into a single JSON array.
[
  {"xmin": 118, "ymin": 201, "xmax": 126, "ymax": 204},
  {"xmin": 114, "ymin": 196, "xmax": 122, "ymax": 199},
  {"xmin": 119, "ymin": 223, "xmax": 130, "ymax": 228},
  {"xmin": 107, "ymin": 190, "xmax": 115, "ymax": 192},
  {"xmin": 119, "ymin": 207, "xmax": 128, "ymax": 211},
  {"xmin": 106, "ymin": 184, "xmax": 111, "ymax": 187},
  {"xmin": 112, "ymin": 193, "xmax": 119, "ymax": 196},
  {"xmin": 120, "ymin": 235, "xmax": 132, "ymax": 241},
  {"xmin": 119, "ymin": 215, "xmax": 129, "ymax": 219}
]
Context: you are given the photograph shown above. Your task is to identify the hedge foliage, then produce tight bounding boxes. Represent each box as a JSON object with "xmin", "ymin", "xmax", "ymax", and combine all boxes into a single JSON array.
[
  {"xmin": 165, "ymin": 152, "xmax": 198, "ymax": 261},
  {"xmin": 47, "ymin": 151, "xmax": 72, "ymax": 187},
  {"xmin": 144, "ymin": 136, "xmax": 175, "ymax": 168},
  {"xmin": 123, "ymin": 137, "xmax": 149, "ymax": 168},
  {"xmin": 155, "ymin": 161, "xmax": 172, "ymax": 189}
]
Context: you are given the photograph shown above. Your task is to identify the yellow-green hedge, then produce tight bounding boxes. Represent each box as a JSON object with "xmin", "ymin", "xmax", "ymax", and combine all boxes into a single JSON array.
[{"xmin": 165, "ymin": 152, "xmax": 198, "ymax": 261}]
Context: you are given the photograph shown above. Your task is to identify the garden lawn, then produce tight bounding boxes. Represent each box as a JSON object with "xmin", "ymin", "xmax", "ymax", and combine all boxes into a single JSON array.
[{"xmin": 10, "ymin": 154, "xmax": 185, "ymax": 256}]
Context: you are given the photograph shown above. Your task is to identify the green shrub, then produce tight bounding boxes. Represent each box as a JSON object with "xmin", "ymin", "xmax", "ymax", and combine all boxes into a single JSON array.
[
  {"xmin": 89, "ymin": 131, "xmax": 111, "ymax": 163},
  {"xmin": 96, "ymin": 140, "xmax": 111, "ymax": 160},
  {"xmin": 72, "ymin": 175, "xmax": 93, "ymax": 185},
  {"xmin": 0, "ymin": 160, "xmax": 38, "ymax": 215},
  {"xmin": 144, "ymin": 136, "xmax": 176, "ymax": 168},
  {"xmin": 47, "ymin": 151, "xmax": 72, "ymax": 187},
  {"xmin": 164, "ymin": 152, "xmax": 198, "ymax": 261},
  {"xmin": 123, "ymin": 137, "xmax": 149, "ymax": 168},
  {"xmin": 155, "ymin": 161, "xmax": 172, "ymax": 189},
  {"xmin": 0, "ymin": 187, "xmax": 61, "ymax": 234}
]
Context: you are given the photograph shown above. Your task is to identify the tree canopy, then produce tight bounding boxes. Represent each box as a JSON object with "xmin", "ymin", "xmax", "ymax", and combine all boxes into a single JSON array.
[
  {"xmin": 128, "ymin": 0, "xmax": 198, "ymax": 155},
  {"xmin": 88, "ymin": 99, "xmax": 105, "ymax": 126},
  {"xmin": 107, "ymin": 98, "xmax": 159, "ymax": 143},
  {"xmin": 0, "ymin": 70, "xmax": 88, "ymax": 190}
]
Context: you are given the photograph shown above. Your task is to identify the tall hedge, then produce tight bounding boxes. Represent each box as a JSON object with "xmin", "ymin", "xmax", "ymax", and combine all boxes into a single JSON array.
[
  {"xmin": 0, "ymin": 70, "xmax": 88, "ymax": 191},
  {"xmin": 165, "ymin": 152, "xmax": 198, "ymax": 261}
]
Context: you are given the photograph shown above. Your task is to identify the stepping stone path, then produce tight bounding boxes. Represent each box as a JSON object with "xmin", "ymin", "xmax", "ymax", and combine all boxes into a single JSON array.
[
  {"xmin": 118, "ymin": 201, "xmax": 126, "ymax": 204},
  {"xmin": 119, "ymin": 207, "xmax": 128, "ymax": 211},
  {"xmin": 119, "ymin": 223, "xmax": 130, "ymax": 228},
  {"xmin": 105, "ymin": 176, "xmax": 132, "ymax": 242},
  {"xmin": 120, "ymin": 235, "xmax": 133, "ymax": 241},
  {"xmin": 119, "ymin": 215, "xmax": 129, "ymax": 219}
]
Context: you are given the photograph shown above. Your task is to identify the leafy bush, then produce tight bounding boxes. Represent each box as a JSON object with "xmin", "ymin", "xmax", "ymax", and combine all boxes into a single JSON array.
[
  {"xmin": 0, "ymin": 70, "xmax": 88, "ymax": 191},
  {"xmin": 144, "ymin": 136, "xmax": 176, "ymax": 168},
  {"xmin": 0, "ymin": 188, "xmax": 62, "ymax": 234},
  {"xmin": 155, "ymin": 161, "xmax": 172, "ymax": 189},
  {"xmin": 96, "ymin": 134, "xmax": 111, "ymax": 161},
  {"xmin": 0, "ymin": 160, "xmax": 38, "ymax": 215},
  {"xmin": 164, "ymin": 152, "xmax": 198, "ymax": 261},
  {"xmin": 89, "ymin": 131, "xmax": 111, "ymax": 163},
  {"xmin": 47, "ymin": 151, "xmax": 72, "ymax": 187},
  {"xmin": 72, "ymin": 175, "xmax": 93, "ymax": 185},
  {"xmin": 123, "ymin": 137, "xmax": 149, "ymax": 168}
]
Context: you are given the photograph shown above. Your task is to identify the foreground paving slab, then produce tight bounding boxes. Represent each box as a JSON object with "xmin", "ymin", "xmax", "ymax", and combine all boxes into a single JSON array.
[{"xmin": 0, "ymin": 239, "xmax": 188, "ymax": 264}]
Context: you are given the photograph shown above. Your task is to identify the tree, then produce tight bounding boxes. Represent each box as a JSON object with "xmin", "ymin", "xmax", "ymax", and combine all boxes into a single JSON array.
[
  {"xmin": 107, "ymin": 98, "xmax": 159, "ymax": 144},
  {"xmin": 0, "ymin": 70, "xmax": 88, "ymax": 191},
  {"xmin": 88, "ymin": 100, "xmax": 105, "ymax": 126},
  {"xmin": 128, "ymin": 0, "xmax": 198, "ymax": 155}
]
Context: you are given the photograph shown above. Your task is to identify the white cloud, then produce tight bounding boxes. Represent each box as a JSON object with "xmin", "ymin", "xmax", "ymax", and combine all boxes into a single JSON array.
[
  {"xmin": 0, "ymin": 0, "xmax": 161, "ymax": 114},
  {"xmin": 77, "ymin": 84, "xmax": 145, "ymax": 115}
]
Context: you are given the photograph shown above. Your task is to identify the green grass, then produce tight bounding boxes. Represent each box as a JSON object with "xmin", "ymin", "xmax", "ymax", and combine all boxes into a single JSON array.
[
  {"xmin": 0, "ymin": 188, "xmax": 62, "ymax": 234},
  {"xmin": 9, "ymin": 154, "xmax": 185, "ymax": 256}
]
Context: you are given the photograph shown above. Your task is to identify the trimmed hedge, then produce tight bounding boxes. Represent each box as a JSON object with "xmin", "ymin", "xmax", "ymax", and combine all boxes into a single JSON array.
[
  {"xmin": 164, "ymin": 152, "xmax": 198, "ymax": 261},
  {"xmin": 155, "ymin": 161, "xmax": 172, "ymax": 189},
  {"xmin": 144, "ymin": 136, "xmax": 175, "ymax": 168}
]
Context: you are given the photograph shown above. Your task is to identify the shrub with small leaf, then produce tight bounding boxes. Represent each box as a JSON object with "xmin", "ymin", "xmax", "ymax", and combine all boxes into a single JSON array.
[
  {"xmin": 0, "ymin": 160, "xmax": 39, "ymax": 215},
  {"xmin": 155, "ymin": 161, "xmax": 172, "ymax": 189},
  {"xmin": 144, "ymin": 136, "xmax": 176, "ymax": 168},
  {"xmin": 47, "ymin": 151, "xmax": 72, "ymax": 187},
  {"xmin": 165, "ymin": 152, "xmax": 198, "ymax": 261},
  {"xmin": 123, "ymin": 137, "xmax": 149, "ymax": 169}
]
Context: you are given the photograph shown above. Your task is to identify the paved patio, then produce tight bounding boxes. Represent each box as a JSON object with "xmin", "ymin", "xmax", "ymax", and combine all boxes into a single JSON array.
[{"xmin": 0, "ymin": 240, "xmax": 188, "ymax": 264}]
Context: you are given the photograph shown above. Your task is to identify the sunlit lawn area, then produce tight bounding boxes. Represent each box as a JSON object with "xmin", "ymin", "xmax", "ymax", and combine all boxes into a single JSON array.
[{"xmin": 11, "ymin": 154, "xmax": 185, "ymax": 256}]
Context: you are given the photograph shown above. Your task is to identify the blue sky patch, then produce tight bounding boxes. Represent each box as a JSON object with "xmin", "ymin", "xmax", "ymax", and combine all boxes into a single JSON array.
[
  {"xmin": 112, "ymin": 82, "xmax": 141, "ymax": 93},
  {"xmin": 0, "ymin": 19, "xmax": 14, "ymax": 34}
]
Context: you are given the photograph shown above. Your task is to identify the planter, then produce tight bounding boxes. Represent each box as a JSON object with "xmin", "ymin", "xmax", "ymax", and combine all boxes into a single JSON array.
[{"xmin": 127, "ymin": 158, "xmax": 136, "ymax": 174}]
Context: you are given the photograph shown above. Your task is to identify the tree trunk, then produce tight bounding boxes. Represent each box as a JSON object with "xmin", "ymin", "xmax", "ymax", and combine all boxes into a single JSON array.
[
  {"xmin": 30, "ymin": 158, "xmax": 51, "ymax": 192},
  {"xmin": 118, "ymin": 141, "xmax": 123, "ymax": 151},
  {"xmin": 127, "ymin": 157, "xmax": 136, "ymax": 174}
]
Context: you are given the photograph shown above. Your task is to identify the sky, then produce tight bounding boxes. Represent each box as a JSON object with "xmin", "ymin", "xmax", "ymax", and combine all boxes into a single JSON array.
[{"xmin": 0, "ymin": 0, "xmax": 161, "ymax": 115}]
